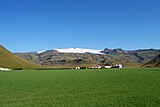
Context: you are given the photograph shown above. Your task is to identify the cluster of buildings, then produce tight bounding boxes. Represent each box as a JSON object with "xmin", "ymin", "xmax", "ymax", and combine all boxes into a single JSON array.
[
  {"xmin": 75, "ymin": 64, "xmax": 123, "ymax": 69},
  {"xmin": 0, "ymin": 64, "xmax": 123, "ymax": 71}
]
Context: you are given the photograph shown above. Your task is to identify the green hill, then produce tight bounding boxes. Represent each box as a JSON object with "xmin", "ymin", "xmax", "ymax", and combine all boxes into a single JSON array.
[{"xmin": 0, "ymin": 45, "xmax": 41, "ymax": 69}]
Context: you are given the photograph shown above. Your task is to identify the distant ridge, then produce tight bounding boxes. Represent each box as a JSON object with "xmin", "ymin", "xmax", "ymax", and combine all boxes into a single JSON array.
[
  {"xmin": 0, "ymin": 45, "xmax": 41, "ymax": 69},
  {"xmin": 144, "ymin": 54, "xmax": 160, "ymax": 67},
  {"xmin": 15, "ymin": 48, "xmax": 160, "ymax": 68}
]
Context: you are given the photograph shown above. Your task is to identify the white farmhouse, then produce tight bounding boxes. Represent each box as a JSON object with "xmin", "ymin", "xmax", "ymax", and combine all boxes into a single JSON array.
[
  {"xmin": 0, "ymin": 67, "xmax": 11, "ymax": 71},
  {"xmin": 75, "ymin": 67, "xmax": 80, "ymax": 69},
  {"xmin": 119, "ymin": 64, "xmax": 123, "ymax": 68},
  {"xmin": 116, "ymin": 64, "xmax": 123, "ymax": 68},
  {"xmin": 104, "ymin": 66, "xmax": 112, "ymax": 68}
]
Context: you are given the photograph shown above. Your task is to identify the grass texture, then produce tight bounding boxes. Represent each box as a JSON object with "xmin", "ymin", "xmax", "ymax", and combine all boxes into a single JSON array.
[{"xmin": 0, "ymin": 68, "xmax": 160, "ymax": 107}]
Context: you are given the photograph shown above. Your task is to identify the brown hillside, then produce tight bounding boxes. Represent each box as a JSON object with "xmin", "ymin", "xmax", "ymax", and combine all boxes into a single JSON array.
[
  {"xmin": 0, "ymin": 45, "xmax": 41, "ymax": 69},
  {"xmin": 144, "ymin": 54, "xmax": 160, "ymax": 67}
]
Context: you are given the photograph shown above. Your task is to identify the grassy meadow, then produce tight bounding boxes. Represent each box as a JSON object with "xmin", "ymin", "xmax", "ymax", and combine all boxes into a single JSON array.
[{"xmin": 0, "ymin": 68, "xmax": 160, "ymax": 107}]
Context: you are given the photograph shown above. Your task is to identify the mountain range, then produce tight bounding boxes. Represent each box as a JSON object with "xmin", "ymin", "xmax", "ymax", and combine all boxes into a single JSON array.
[
  {"xmin": 15, "ymin": 48, "xmax": 160, "ymax": 68},
  {"xmin": 1, "ymin": 45, "xmax": 160, "ymax": 69}
]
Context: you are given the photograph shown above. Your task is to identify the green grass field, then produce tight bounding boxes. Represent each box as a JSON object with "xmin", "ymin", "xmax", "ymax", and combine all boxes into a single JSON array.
[{"xmin": 0, "ymin": 68, "xmax": 160, "ymax": 107}]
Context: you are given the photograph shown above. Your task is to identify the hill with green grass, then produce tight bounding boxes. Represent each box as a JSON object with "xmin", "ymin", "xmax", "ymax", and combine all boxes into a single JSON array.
[{"xmin": 0, "ymin": 45, "xmax": 41, "ymax": 69}]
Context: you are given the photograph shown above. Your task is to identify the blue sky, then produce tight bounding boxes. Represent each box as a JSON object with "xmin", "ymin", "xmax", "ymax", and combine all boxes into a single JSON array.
[{"xmin": 0, "ymin": 0, "xmax": 160, "ymax": 52}]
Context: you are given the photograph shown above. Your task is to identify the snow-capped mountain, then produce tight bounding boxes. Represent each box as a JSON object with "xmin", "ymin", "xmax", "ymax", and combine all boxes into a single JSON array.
[
  {"xmin": 15, "ymin": 48, "xmax": 160, "ymax": 68},
  {"xmin": 55, "ymin": 48, "xmax": 102, "ymax": 54}
]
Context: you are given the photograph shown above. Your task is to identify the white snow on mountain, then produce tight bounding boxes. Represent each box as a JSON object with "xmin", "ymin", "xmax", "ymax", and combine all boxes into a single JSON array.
[
  {"xmin": 37, "ymin": 50, "xmax": 45, "ymax": 54},
  {"xmin": 55, "ymin": 48, "xmax": 103, "ymax": 54}
]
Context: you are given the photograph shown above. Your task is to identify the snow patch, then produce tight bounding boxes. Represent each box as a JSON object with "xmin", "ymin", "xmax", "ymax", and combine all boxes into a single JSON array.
[
  {"xmin": 37, "ymin": 50, "xmax": 45, "ymax": 54},
  {"xmin": 55, "ymin": 48, "xmax": 103, "ymax": 54}
]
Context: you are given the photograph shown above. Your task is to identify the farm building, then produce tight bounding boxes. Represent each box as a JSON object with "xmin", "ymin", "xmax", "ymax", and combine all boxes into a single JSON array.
[
  {"xmin": 104, "ymin": 66, "xmax": 112, "ymax": 68},
  {"xmin": 75, "ymin": 67, "xmax": 80, "ymax": 69},
  {"xmin": 87, "ymin": 65, "xmax": 102, "ymax": 69},
  {"xmin": 0, "ymin": 67, "xmax": 11, "ymax": 71},
  {"xmin": 116, "ymin": 64, "xmax": 123, "ymax": 68}
]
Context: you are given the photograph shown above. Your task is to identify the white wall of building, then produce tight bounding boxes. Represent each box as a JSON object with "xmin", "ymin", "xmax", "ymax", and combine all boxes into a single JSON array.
[{"xmin": 0, "ymin": 67, "xmax": 11, "ymax": 71}]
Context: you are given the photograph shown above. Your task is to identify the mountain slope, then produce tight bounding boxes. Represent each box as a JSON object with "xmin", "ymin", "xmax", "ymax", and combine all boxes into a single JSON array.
[
  {"xmin": 15, "ymin": 48, "xmax": 160, "ymax": 68},
  {"xmin": 144, "ymin": 54, "xmax": 160, "ymax": 67},
  {"xmin": 0, "ymin": 45, "xmax": 41, "ymax": 69}
]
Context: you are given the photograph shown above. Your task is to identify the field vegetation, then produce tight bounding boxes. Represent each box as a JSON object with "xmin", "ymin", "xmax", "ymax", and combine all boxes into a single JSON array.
[{"xmin": 0, "ymin": 68, "xmax": 160, "ymax": 107}]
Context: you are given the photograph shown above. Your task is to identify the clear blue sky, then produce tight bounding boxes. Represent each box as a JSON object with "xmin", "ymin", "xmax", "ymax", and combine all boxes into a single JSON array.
[{"xmin": 0, "ymin": 0, "xmax": 160, "ymax": 52}]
